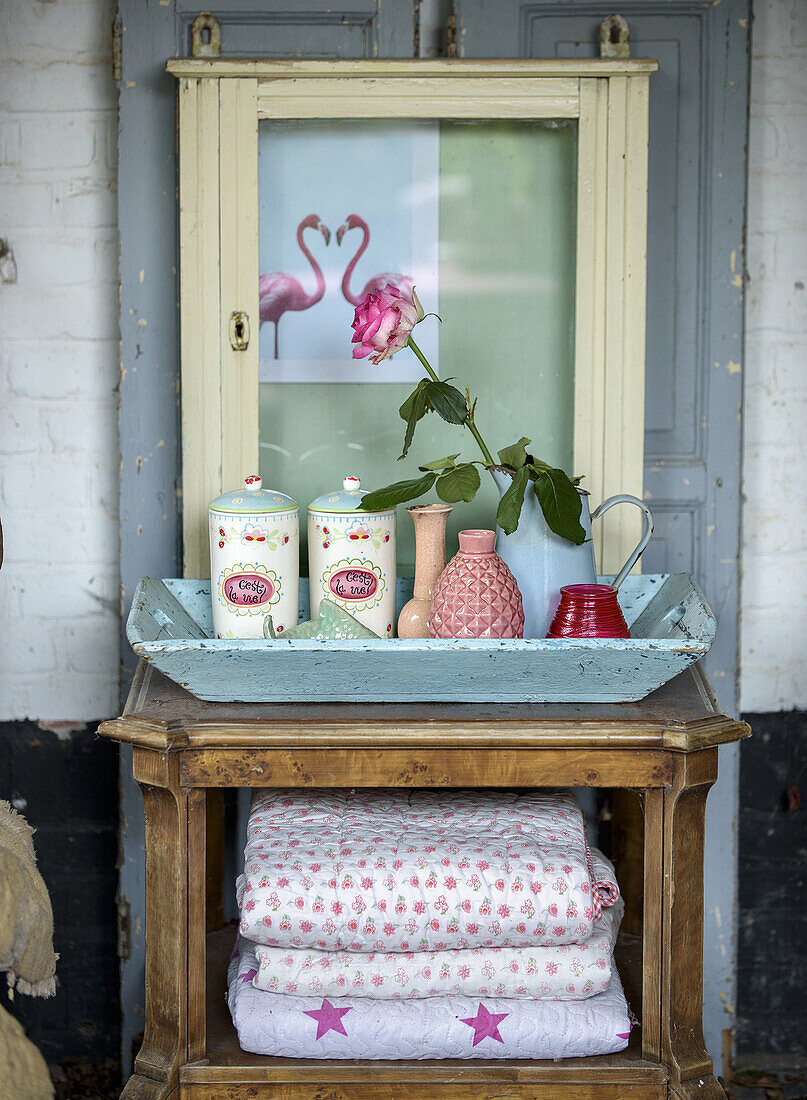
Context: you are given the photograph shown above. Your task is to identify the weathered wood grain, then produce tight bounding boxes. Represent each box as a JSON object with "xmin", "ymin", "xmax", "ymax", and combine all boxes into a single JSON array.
[
  {"xmin": 610, "ymin": 790, "xmax": 644, "ymax": 937},
  {"xmin": 107, "ymin": 658, "xmax": 741, "ymax": 1099},
  {"xmin": 180, "ymin": 1084, "xmax": 665, "ymax": 1098},
  {"xmin": 100, "ymin": 660, "xmax": 750, "ymax": 755},
  {"xmin": 642, "ymin": 788, "xmax": 664, "ymax": 1062},
  {"xmin": 661, "ymin": 750, "xmax": 721, "ymax": 1095},
  {"xmin": 179, "ymin": 747, "xmax": 673, "ymax": 789},
  {"xmin": 128, "ymin": 782, "xmax": 189, "ymax": 1097},
  {"xmin": 205, "ymin": 789, "xmax": 225, "ymax": 933},
  {"xmin": 574, "ymin": 77, "xmax": 609, "ymax": 547},
  {"xmin": 168, "ymin": 58, "xmax": 659, "ymax": 78},
  {"xmin": 255, "ymin": 76, "xmax": 581, "ymax": 119},
  {"xmin": 121, "ymin": 1076, "xmax": 178, "ymax": 1100},
  {"xmin": 188, "ymin": 789, "xmax": 207, "ymax": 1064},
  {"xmin": 218, "ymin": 78, "xmax": 259, "ymax": 501},
  {"xmin": 178, "ymin": 76, "xmax": 222, "ymax": 579}
]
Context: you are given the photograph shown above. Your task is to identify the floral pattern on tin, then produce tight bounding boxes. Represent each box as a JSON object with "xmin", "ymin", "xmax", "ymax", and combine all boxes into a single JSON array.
[
  {"xmin": 313, "ymin": 521, "xmax": 391, "ymax": 550},
  {"xmin": 213, "ymin": 522, "xmax": 294, "ymax": 551}
]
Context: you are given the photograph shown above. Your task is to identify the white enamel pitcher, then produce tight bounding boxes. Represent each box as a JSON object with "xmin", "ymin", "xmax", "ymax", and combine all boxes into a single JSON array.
[{"xmin": 489, "ymin": 469, "xmax": 654, "ymax": 638}]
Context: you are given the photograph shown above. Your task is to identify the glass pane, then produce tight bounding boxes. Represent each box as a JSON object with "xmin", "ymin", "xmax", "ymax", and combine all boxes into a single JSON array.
[{"xmin": 258, "ymin": 118, "xmax": 577, "ymax": 576}]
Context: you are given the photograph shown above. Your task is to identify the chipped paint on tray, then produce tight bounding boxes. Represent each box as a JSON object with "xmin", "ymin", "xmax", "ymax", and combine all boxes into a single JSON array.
[{"xmin": 126, "ymin": 575, "xmax": 716, "ymax": 704}]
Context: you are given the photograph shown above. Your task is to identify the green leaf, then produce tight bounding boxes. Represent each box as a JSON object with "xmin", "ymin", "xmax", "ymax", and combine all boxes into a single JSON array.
[
  {"xmin": 425, "ymin": 381, "xmax": 467, "ymax": 425},
  {"xmin": 418, "ymin": 453, "xmax": 461, "ymax": 472},
  {"xmin": 495, "ymin": 465, "xmax": 530, "ymax": 535},
  {"xmin": 399, "ymin": 378, "xmax": 429, "ymax": 422},
  {"xmin": 497, "ymin": 437, "xmax": 532, "ymax": 470},
  {"xmin": 526, "ymin": 459, "xmax": 551, "ymax": 479},
  {"xmin": 398, "ymin": 379, "xmax": 431, "ymax": 460},
  {"xmin": 435, "ymin": 462, "xmax": 481, "ymax": 504},
  {"xmin": 533, "ymin": 468, "xmax": 586, "ymax": 544},
  {"xmin": 359, "ymin": 472, "xmax": 437, "ymax": 512}
]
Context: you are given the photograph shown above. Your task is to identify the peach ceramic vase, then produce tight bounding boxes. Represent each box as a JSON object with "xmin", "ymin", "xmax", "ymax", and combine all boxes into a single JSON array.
[
  {"xmin": 428, "ymin": 529, "xmax": 525, "ymax": 639},
  {"xmin": 397, "ymin": 504, "xmax": 453, "ymax": 639}
]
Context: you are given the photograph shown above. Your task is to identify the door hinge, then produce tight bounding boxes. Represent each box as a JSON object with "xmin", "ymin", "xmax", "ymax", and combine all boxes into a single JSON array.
[
  {"xmin": 117, "ymin": 895, "xmax": 132, "ymax": 962},
  {"xmin": 112, "ymin": 16, "xmax": 122, "ymax": 82}
]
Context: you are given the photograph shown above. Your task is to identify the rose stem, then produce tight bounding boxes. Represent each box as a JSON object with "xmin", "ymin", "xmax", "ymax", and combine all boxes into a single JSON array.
[{"xmin": 407, "ymin": 335, "xmax": 496, "ymax": 467}]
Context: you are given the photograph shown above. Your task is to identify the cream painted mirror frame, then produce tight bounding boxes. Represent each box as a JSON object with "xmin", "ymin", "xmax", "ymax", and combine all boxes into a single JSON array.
[{"xmin": 168, "ymin": 58, "xmax": 656, "ymax": 578}]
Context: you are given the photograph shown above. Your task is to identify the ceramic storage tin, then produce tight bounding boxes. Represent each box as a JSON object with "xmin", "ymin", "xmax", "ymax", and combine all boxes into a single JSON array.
[
  {"xmin": 308, "ymin": 476, "xmax": 396, "ymax": 637},
  {"xmin": 209, "ymin": 475, "xmax": 299, "ymax": 638}
]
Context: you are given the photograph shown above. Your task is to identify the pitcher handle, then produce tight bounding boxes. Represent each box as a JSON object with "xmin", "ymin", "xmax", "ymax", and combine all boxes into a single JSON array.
[{"xmin": 590, "ymin": 494, "xmax": 654, "ymax": 590}]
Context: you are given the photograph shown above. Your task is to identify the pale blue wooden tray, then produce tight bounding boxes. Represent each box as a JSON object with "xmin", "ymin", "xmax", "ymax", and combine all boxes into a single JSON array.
[{"xmin": 126, "ymin": 574, "xmax": 715, "ymax": 704}]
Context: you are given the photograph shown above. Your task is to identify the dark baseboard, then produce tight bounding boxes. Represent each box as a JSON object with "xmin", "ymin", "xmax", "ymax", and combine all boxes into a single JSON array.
[
  {"xmin": 737, "ymin": 709, "xmax": 807, "ymax": 1055},
  {"xmin": 0, "ymin": 720, "xmax": 120, "ymax": 1063}
]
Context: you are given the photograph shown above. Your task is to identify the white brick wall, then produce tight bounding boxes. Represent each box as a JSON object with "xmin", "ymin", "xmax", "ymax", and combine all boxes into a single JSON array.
[
  {"xmin": 0, "ymin": 0, "xmax": 119, "ymax": 721},
  {"xmin": 741, "ymin": 0, "xmax": 807, "ymax": 712}
]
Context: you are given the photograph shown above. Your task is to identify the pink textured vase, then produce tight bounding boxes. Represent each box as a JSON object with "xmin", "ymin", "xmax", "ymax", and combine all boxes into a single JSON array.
[{"xmin": 428, "ymin": 529, "xmax": 525, "ymax": 639}]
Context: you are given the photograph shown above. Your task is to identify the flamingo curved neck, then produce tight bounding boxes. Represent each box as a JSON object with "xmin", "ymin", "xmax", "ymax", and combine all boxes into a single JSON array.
[
  {"xmin": 342, "ymin": 222, "xmax": 369, "ymax": 305},
  {"xmin": 297, "ymin": 223, "xmax": 325, "ymax": 307}
]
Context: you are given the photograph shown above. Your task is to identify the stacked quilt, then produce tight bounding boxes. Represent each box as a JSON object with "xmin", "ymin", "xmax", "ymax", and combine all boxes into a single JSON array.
[{"xmin": 229, "ymin": 788, "xmax": 631, "ymax": 1060}]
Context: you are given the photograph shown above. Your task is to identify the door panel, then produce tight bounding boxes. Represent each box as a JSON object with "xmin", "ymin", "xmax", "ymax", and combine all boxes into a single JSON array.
[
  {"xmin": 117, "ymin": 0, "xmax": 414, "ymax": 1070},
  {"xmin": 458, "ymin": 0, "xmax": 749, "ymax": 1077},
  {"xmin": 459, "ymin": 0, "xmax": 748, "ymax": 705},
  {"xmin": 175, "ymin": 1, "xmax": 413, "ymax": 58}
]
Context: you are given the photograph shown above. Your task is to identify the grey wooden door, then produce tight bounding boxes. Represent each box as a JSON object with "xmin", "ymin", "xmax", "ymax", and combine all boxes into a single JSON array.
[
  {"xmin": 457, "ymin": 0, "xmax": 750, "ymax": 1075},
  {"xmin": 116, "ymin": 0, "xmax": 415, "ymax": 1066}
]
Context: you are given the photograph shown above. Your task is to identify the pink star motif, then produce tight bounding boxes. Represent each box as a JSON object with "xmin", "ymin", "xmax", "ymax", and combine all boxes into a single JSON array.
[
  {"xmin": 303, "ymin": 998, "xmax": 352, "ymax": 1040},
  {"xmin": 460, "ymin": 1003, "xmax": 509, "ymax": 1046}
]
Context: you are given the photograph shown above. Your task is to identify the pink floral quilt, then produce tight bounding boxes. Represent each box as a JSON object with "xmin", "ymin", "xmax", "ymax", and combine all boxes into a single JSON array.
[
  {"xmin": 236, "ymin": 788, "xmax": 618, "ymax": 952},
  {"xmin": 253, "ymin": 887, "xmax": 622, "ymax": 1001}
]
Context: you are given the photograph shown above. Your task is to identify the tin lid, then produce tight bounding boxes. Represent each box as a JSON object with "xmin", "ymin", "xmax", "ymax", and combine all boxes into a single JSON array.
[
  {"xmin": 209, "ymin": 475, "xmax": 298, "ymax": 515},
  {"xmin": 308, "ymin": 475, "xmax": 371, "ymax": 514}
]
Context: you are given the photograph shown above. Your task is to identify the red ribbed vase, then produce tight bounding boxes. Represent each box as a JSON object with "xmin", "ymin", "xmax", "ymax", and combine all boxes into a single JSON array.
[
  {"xmin": 546, "ymin": 583, "xmax": 630, "ymax": 639},
  {"xmin": 428, "ymin": 530, "xmax": 524, "ymax": 639}
]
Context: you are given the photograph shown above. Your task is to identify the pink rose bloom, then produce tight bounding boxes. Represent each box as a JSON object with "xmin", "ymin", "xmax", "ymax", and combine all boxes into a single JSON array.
[{"xmin": 351, "ymin": 284, "xmax": 424, "ymax": 363}]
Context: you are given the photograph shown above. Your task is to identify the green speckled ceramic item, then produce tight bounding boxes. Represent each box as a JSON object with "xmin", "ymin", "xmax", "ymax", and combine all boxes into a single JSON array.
[{"xmin": 281, "ymin": 598, "xmax": 381, "ymax": 640}]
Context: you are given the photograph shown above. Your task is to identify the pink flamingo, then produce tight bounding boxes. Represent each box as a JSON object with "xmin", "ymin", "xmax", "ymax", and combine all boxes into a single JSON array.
[
  {"xmin": 336, "ymin": 213, "xmax": 413, "ymax": 306},
  {"xmin": 259, "ymin": 214, "xmax": 330, "ymax": 359}
]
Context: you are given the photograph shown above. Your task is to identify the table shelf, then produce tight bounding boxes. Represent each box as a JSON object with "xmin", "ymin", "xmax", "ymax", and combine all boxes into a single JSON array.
[
  {"xmin": 180, "ymin": 928, "xmax": 668, "ymax": 1098},
  {"xmin": 102, "ymin": 661, "xmax": 749, "ymax": 1100}
]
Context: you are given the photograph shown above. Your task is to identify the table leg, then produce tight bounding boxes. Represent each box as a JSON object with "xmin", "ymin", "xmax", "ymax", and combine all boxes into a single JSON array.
[
  {"xmin": 661, "ymin": 749, "xmax": 726, "ymax": 1100},
  {"xmin": 122, "ymin": 752, "xmax": 191, "ymax": 1099},
  {"xmin": 205, "ymin": 788, "xmax": 225, "ymax": 931},
  {"xmin": 187, "ymin": 787, "xmax": 208, "ymax": 1062},
  {"xmin": 642, "ymin": 787, "xmax": 664, "ymax": 1061}
]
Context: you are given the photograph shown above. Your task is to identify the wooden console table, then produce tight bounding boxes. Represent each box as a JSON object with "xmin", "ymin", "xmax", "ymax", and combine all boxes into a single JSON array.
[{"xmin": 101, "ymin": 659, "xmax": 748, "ymax": 1100}]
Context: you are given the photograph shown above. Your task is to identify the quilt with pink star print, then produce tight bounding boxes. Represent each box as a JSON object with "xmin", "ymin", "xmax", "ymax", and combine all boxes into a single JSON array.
[
  {"xmin": 227, "ymin": 934, "xmax": 632, "ymax": 1060},
  {"xmin": 236, "ymin": 788, "xmax": 618, "ymax": 953}
]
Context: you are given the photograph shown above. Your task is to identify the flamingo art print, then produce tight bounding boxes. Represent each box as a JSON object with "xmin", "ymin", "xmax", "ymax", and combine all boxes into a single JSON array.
[
  {"xmin": 336, "ymin": 213, "xmax": 413, "ymax": 307},
  {"xmin": 259, "ymin": 214, "xmax": 331, "ymax": 359}
]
